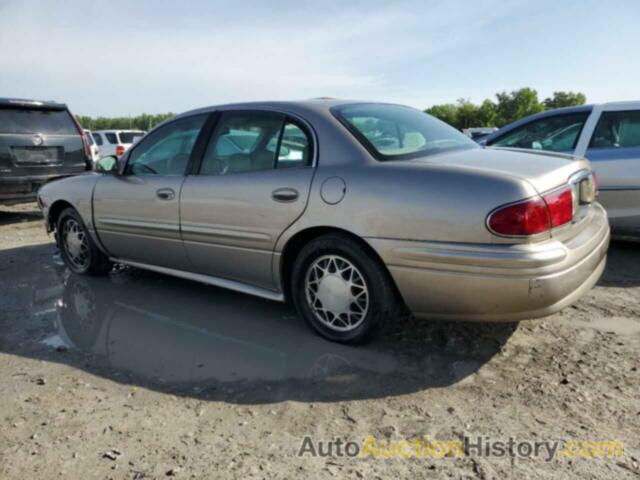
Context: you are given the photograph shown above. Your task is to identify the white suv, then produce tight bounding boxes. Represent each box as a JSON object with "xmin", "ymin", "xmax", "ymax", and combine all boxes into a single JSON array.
[
  {"xmin": 83, "ymin": 129, "xmax": 101, "ymax": 164},
  {"xmin": 92, "ymin": 129, "xmax": 146, "ymax": 158}
]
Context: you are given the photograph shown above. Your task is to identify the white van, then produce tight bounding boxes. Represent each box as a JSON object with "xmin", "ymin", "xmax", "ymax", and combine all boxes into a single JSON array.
[{"xmin": 92, "ymin": 129, "xmax": 146, "ymax": 158}]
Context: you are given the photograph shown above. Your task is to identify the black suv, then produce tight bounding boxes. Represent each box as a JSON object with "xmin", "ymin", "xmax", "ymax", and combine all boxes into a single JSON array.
[{"xmin": 0, "ymin": 98, "xmax": 91, "ymax": 206}]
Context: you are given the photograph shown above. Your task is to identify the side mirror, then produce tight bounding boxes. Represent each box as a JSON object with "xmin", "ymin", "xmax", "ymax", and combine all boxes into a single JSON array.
[{"xmin": 95, "ymin": 155, "xmax": 119, "ymax": 174}]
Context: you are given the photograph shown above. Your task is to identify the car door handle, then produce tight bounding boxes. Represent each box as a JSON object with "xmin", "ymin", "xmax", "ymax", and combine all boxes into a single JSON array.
[
  {"xmin": 156, "ymin": 188, "xmax": 175, "ymax": 200},
  {"xmin": 272, "ymin": 188, "xmax": 299, "ymax": 202}
]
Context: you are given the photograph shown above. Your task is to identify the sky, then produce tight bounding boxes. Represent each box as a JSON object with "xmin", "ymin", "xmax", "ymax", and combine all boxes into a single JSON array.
[{"xmin": 1, "ymin": 0, "xmax": 639, "ymax": 117}]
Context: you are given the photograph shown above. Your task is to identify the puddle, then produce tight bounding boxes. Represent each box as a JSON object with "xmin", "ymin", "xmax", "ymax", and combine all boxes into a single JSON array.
[{"xmin": 0, "ymin": 244, "xmax": 515, "ymax": 403}]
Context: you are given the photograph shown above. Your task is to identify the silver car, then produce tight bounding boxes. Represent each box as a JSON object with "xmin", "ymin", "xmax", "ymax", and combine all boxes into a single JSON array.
[
  {"xmin": 37, "ymin": 100, "xmax": 610, "ymax": 343},
  {"xmin": 482, "ymin": 102, "xmax": 640, "ymax": 238}
]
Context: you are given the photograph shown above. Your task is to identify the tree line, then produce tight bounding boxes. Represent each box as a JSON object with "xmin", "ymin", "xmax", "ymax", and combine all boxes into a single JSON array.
[
  {"xmin": 75, "ymin": 112, "xmax": 175, "ymax": 131},
  {"xmin": 425, "ymin": 88, "xmax": 586, "ymax": 130},
  {"xmin": 75, "ymin": 88, "xmax": 586, "ymax": 132}
]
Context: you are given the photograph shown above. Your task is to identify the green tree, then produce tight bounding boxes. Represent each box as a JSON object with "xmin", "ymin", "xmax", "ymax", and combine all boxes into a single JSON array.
[
  {"xmin": 455, "ymin": 98, "xmax": 479, "ymax": 130},
  {"xmin": 424, "ymin": 88, "xmax": 587, "ymax": 130},
  {"xmin": 543, "ymin": 91, "xmax": 587, "ymax": 109},
  {"xmin": 476, "ymin": 99, "xmax": 497, "ymax": 127},
  {"xmin": 494, "ymin": 88, "xmax": 544, "ymax": 127},
  {"xmin": 425, "ymin": 103, "xmax": 458, "ymax": 128},
  {"xmin": 75, "ymin": 113, "xmax": 175, "ymax": 131}
]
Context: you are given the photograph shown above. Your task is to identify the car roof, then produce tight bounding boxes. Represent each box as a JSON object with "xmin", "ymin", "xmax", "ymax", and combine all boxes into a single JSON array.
[
  {"xmin": 600, "ymin": 100, "xmax": 640, "ymax": 109},
  {"xmin": 93, "ymin": 129, "xmax": 146, "ymax": 133},
  {"xmin": 0, "ymin": 97, "xmax": 67, "ymax": 110},
  {"xmin": 174, "ymin": 98, "xmax": 396, "ymax": 120}
]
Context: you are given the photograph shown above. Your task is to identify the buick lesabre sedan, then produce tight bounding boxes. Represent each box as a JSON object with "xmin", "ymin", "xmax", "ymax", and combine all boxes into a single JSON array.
[{"xmin": 37, "ymin": 100, "xmax": 610, "ymax": 343}]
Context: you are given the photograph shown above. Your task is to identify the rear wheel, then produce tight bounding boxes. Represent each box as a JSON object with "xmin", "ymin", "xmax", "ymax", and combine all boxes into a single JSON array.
[
  {"xmin": 291, "ymin": 234, "xmax": 399, "ymax": 344},
  {"xmin": 57, "ymin": 208, "xmax": 112, "ymax": 276}
]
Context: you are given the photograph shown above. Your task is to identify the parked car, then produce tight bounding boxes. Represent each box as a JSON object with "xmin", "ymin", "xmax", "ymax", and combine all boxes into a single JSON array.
[
  {"xmin": 37, "ymin": 100, "xmax": 609, "ymax": 343},
  {"xmin": 92, "ymin": 129, "xmax": 146, "ymax": 158},
  {"xmin": 0, "ymin": 98, "xmax": 91, "ymax": 206},
  {"xmin": 482, "ymin": 102, "xmax": 640, "ymax": 237},
  {"xmin": 83, "ymin": 129, "xmax": 100, "ymax": 164},
  {"xmin": 462, "ymin": 127, "xmax": 497, "ymax": 141}
]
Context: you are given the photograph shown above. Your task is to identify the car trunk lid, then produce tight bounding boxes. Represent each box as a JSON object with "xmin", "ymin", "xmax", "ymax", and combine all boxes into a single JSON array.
[
  {"xmin": 411, "ymin": 146, "xmax": 591, "ymax": 194},
  {"xmin": 409, "ymin": 146, "xmax": 598, "ymax": 239}
]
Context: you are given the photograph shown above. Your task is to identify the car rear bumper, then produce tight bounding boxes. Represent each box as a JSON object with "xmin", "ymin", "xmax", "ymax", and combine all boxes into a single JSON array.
[
  {"xmin": 0, "ymin": 173, "xmax": 84, "ymax": 205},
  {"xmin": 367, "ymin": 203, "xmax": 610, "ymax": 321}
]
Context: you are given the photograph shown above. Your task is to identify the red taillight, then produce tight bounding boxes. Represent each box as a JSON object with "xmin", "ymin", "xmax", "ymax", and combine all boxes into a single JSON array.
[
  {"xmin": 115, "ymin": 145, "xmax": 125, "ymax": 157},
  {"xmin": 488, "ymin": 186, "xmax": 574, "ymax": 237},
  {"xmin": 70, "ymin": 113, "xmax": 91, "ymax": 161},
  {"xmin": 544, "ymin": 187, "xmax": 573, "ymax": 228},
  {"xmin": 489, "ymin": 196, "xmax": 550, "ymax": 236},
  {"xmin": 593, "ymin": 173, "xmax": 599, "ymax": 195}
]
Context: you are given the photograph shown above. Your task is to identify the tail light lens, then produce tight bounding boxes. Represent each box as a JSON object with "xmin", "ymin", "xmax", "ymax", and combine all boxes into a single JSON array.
[
  {"xmin": 115, "ymin": 145, "xmax": 125, "ymax": 157},
  {"xmin": 488, "ymin": 197, "xmax": 550, "ymax": 236},
  {"xmin": 544, "ymin": 187, "xmax": 573, "ymax": 228},
  {"xmin": 69, "ymin": 113, "xmax": 92, "ymax": 162},
  {"xmin": 488, "ymin": 186, "xmax": 574, "ymax": 237}
]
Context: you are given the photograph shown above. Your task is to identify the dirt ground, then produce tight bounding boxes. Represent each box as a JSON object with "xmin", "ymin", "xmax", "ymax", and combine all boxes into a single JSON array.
[{"xmin": 0, "ymin": 202, "xmax": 638, "ymax": 479}]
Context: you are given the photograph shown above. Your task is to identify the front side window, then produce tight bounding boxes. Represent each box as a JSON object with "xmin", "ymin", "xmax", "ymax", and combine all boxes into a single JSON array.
[
  {"xmin": 490, "ymin": 113, "xmax": 589, "ymax": 152},
  {"xmin": 126, "ymin": 114, "xmax": 207, "ymax": 176},
  {"xmin": 333, "ymin": 103, "xmax": 476, "ymax": 160},
  {"xmin": 200, "ymin": 112, "xmax": 285, "ymax": 175},
  {"xmin": 590, "ymin": 110, "xmax": 640, "ymax": 149},
  {"xmin": 92, "ymin": 133, "xmax": 103, "ymax": 146}
]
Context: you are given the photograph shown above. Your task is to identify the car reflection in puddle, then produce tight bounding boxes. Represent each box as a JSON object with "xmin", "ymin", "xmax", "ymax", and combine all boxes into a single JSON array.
[{"xmin": 21, "ymin": 258, "xmax": 516, "ymax": 404}]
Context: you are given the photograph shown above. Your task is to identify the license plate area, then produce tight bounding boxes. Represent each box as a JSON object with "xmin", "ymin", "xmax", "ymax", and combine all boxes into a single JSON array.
[
  {"xmin": 11, "ymin": 147, "xmax": 63, "ymax": 166},
  {"xmin": 579, "ymin": 176, "xmax": 596, "ymax": 204}
]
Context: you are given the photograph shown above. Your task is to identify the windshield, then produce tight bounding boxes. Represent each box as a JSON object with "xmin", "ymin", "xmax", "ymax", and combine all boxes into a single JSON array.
[
  {"xmin": 118, "ymin": 131, "xmax": 145, "ymax": 144},
  {"xmin": 333, "ymin": 104, "xmax": 477, "ymax": 160},
  {"xmin": 0, "ymin": 108, "xmax": 78, "ymax": 135}
]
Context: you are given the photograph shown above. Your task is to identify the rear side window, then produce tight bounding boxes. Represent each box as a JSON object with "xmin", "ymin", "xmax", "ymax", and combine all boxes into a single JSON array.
[
  {"xmin": 276, "ymin": 123, "xmax": 311, "ymax": 168},
  {"xmin": 93, "ymin": 133, "xmax": 103, "ymax": 146},
  {"xmin": 590, "ymin": 110, "xmax": 640, "ymax": 148},
  {"xmin": 0, "ymin": 108, "xmax": 78, "ymax": 135},
  {"xmin": 490, "ymin": 113, "xmax": 589, "ymax": 152},
  {"xmin": 200, "ymin": 112, "xmax": 285, "ymax": 175},
  {"xmin": 118, "ymin": 131, "xmax": 145, "ymax": 144},
  {"xmin": 105, "ymin": 133, "xmax": 118, "ymax": 144}
]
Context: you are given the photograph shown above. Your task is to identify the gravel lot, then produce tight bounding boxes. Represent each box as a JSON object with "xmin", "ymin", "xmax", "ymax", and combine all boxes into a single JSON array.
[{"xmin": 1, "ymin": 203, "xmax": 639, "ymax": 479}]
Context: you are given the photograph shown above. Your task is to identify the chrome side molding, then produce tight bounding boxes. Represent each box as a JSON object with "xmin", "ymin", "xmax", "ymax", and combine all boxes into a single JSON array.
[{"xmin": 110, "ymin": 258, "xmax": 285, "ymax": 302}]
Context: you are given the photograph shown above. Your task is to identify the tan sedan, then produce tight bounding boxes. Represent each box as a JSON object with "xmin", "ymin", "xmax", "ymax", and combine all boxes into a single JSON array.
[{"xmin": 38, "ymin": 100, "xmax": 609, "ymax": 343}]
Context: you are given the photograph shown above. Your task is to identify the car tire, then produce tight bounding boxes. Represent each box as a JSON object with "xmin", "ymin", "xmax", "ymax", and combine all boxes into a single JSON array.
[
  {"xmin": 291, "ymin": 233, "xmax": 399, "ymax": 344},
  {"xmin": 57, "ymin": 208, "xmax": 112, "ymax": 276}
]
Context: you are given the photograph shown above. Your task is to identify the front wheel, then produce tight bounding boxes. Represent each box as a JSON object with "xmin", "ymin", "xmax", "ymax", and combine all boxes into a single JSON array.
[
  {"xmin": 291, "ymin": 234, "xmax": 400, "ymax": 344},
  {"xmin": 57, "ymin": 208, "xmax": 112, "ymax": 276}
]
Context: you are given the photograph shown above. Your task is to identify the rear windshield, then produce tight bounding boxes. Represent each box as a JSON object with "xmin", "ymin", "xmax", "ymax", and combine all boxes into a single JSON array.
[
  {"xmin": 0, "ymin": 108, "xmax": 78, "ymax": 135},
  {"xmin": 118, "ymin": 131, "xmax": 145, "ymax": 144},
  {"xmin": 333, "ymin": 103, "xmax": 477, "ymax": 160}
]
